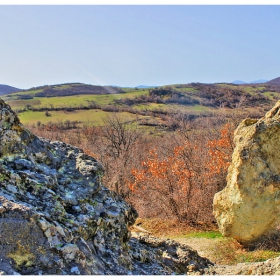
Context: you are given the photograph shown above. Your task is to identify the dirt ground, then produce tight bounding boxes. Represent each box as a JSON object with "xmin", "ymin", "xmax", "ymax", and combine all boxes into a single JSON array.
[{"xmin": 173, "ymin": 237, "xmax": 221, "ymax": 263}]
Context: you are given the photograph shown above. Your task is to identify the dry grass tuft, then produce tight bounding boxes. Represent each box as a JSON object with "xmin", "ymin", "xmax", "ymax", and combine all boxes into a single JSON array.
[
  {"xmin": 202, "ymin": 238, "xmax": 280, "ymax": 265},
  {"xmin": 245, "ymin": 231, "xmax": 280, "ymax": 252}
]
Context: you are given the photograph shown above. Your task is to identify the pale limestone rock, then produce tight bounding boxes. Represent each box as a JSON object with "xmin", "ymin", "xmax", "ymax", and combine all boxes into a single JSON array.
[{"xmin": 213, "ymin": 101, "xmax": 280, "ymax": 243}]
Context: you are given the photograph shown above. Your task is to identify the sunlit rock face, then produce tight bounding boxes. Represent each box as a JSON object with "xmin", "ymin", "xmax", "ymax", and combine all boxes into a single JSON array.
[
  {"xmin": 0, "ymin": 98, "xmax": 212, "ymax": 275},
  {"xmin": 214, "ymin": 101, "xmax": 280, "ymax": 243}
]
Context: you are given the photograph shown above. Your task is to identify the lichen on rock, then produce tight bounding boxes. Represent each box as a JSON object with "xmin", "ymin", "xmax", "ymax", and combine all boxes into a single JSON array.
[
  {"xmin": 0, "ymin": 98, "xmax": 212, "ymax": 275},
  {"xmin": 213, "ymin": 101, "xmax": 280, "ymax": 244}
]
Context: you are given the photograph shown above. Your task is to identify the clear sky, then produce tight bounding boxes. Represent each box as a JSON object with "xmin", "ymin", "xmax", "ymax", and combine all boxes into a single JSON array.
[{"xmin": 1, "ymin": 4, "xmax": 280, "ymax": 89}]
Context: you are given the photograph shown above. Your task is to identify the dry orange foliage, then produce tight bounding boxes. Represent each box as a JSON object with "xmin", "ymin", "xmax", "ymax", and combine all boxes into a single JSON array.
[{"xmin": 129, "ymin": 124, "xmax": 233, "ymax": 223}]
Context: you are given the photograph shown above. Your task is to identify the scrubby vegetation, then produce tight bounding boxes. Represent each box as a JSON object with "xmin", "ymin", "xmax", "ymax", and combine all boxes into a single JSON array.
[{"xmin": 26, "ymin": 111, "xmax": 241, "ymax": 226}]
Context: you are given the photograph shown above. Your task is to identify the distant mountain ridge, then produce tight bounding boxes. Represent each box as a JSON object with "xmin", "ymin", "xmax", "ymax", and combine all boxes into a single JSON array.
[
  {"xmin": 114, "ymin": 85, "xmax": 157, "ymax": 89},
  {"xmin": 0, "ymin": 84, "xmax": 21, "ymax": 95},
  {"xmin": 232, "ymin": 79, "xmax": 268, "ymax": 85},
  {"xmin": 232, "ymin": 80, "xmax": 246, "ymax": 85},
  {"xmin": 136, "ymin": 85, "xmax": 157, "ymax": 89}
]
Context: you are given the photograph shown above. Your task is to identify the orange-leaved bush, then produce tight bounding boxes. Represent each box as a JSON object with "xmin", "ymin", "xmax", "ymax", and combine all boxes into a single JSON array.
[{"xmin": 129, "ymin": 124, "xmax": 233, "ymax": 225}]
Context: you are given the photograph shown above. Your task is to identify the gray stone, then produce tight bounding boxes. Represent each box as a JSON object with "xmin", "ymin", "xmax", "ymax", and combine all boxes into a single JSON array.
[{"xmin": 70, "ymin": 266, "xmax": 80, "ymax": 275}]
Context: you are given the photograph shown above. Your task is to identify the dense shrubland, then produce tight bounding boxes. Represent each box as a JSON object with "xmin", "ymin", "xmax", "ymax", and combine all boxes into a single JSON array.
[{"xmin": 129, "ymin": 123, "xmax": 233, "ymax": 224}]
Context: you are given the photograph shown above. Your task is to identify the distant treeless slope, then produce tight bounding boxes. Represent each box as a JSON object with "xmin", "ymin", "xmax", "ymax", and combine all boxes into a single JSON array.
[
  {"xmin": 12, "ymin": 83, "xmax": 125, "ymax": 97},
  {"xmin": 0, "ymin": 84, "xmax": 21, "ymax": 95},
  {"xmin": 267, "ymin": 77, "xmax": 280, "ymax": 85}
]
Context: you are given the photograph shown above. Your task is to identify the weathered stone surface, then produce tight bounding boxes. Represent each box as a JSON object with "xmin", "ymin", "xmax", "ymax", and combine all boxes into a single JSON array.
[
  {"xmin": 202, "ymin": 256, "xmax": 280, "ymax": 275},
  {"xmin": 213, "ymin": 101, "xmax": 280, "ymax": 243},
  {"xmin": 129, "ymin": 233, "xmax": 213, "ymax": 275},
  {"xmin": 0, "ymin": 98, "xmax": 212, "ymax": 275}
]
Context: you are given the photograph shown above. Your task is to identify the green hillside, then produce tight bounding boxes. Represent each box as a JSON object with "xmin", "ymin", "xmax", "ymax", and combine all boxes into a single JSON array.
[{"xmin": 2, "ymin": 82, "xmax": 279, "ymax": 129}]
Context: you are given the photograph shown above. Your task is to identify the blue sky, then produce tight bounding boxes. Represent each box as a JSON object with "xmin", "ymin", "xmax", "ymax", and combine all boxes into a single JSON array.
[{"xmin": 1, "ymin": 4, "xmax": 280, "ymax": 89}]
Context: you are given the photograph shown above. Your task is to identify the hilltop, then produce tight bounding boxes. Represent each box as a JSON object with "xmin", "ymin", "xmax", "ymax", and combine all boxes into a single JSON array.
[
  {"xmin": 0, "ymin": 84, "xmax": 21, "ymax": 95},
  {"xmin": 17, "ymin": 83, "xmax": 125, "ymax": 98},
  {"xmin": 267, "ymin": 77, "xmax": 280, "ymax": 85},
  {"xmin": 232, "ymin": 79, "xmax": 268, "ymax": 85}
]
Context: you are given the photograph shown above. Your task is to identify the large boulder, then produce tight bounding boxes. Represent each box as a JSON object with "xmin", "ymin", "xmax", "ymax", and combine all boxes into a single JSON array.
[
  {"xmin": 0, "ymin": 99, "xmax": 212, "ymax": 275},
  {"xmin": 213, "ymin": 101, "xmax": 280, "ymax": 243}
]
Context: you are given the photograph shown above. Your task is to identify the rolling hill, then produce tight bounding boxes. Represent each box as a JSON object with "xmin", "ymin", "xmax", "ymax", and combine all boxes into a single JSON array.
[
  {"xmin": 0, "ymin": 84, "xmax": 21, "ymax": 95},
  {"xmin": 232, "ymin": 79, "xmax": 268, "ymax": 85},
  {"xmin": 267, "ymin": 77, "xmax": 280, "ymax": 85},
  {"xmin": 1, "ymin": 81, "xmax": 278, "ymax": 130},
  {"xmin": 18, "ymin": 83, "xmax": 125, "ymax": 98}
]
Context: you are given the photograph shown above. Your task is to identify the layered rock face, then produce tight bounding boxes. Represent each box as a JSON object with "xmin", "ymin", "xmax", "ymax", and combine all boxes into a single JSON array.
[
  {"xmin": 214, "ymin": 101, "xmax": 280, "ymax": 243},
  {"xmin": 0, "ymin": 99, "xmax": 212, "ymax": 275}
]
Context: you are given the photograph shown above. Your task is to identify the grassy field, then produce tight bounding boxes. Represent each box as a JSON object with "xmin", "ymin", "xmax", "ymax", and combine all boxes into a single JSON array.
[
  {"xmin": 133, "ymin": 103, "xmax": 214, "ymax": 114},
  {"xmin": 263, "ymin": 91, "xmax": 280, "ymax": 99},
  {"xmin": 169, "ymin": 84, "xmax": 199, "ymax": 93},
  {"xmin": 7, "ymin": 89, "xmax": 44, "ymax": 98},
  {"xmin": 18, "ymin": 109, "xmax": 148, "ymax": 126},
  {"xmin": 4, "ymin": 90, "xmax": 149, "ymax": 111}
]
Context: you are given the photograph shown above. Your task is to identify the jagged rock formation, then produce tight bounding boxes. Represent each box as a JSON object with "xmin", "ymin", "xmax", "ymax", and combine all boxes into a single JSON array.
[
  {"xmin": 213, "ymin": 101, "xmax": 280, "ymax": 243},
  {"xmin": 0, "ymin": 99, "xmax": 212, "ymax": 275}
]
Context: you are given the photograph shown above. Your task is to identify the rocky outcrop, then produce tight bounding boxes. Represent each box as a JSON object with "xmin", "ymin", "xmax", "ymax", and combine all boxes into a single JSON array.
[
  {"xmin": 213, "ymin": 101, "xmax": 280, "ymax": 243},
  {"xmin": 0, "ymin": 98, "xmax": 212, "ymax": 275}
]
